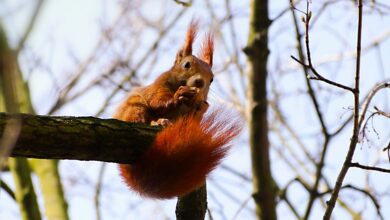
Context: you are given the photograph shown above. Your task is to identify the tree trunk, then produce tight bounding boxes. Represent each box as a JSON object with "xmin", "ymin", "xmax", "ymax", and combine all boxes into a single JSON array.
[
  {"xmin": 244, "ymin": 0, "xmax": 277, "ymax": 219},
  {"xmin": 29, "ymin": 159, "xmax": 69, "ymax": 220},
  {"xmin": 1, "ymin": 21, "xmax": 69, "ymax": 220},
  {"xmin": 176, "ymin": 184, "xmax": 207, "ymax": 220},
  {"xmin": 0, "ymin": 24, "xmax": 42, "ymax": 220}
]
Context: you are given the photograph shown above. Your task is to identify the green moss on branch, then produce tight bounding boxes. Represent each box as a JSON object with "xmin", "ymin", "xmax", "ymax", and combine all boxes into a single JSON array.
[{"xmin": 2, "ymin": 113, "xmax": 160, "ymax": 163}]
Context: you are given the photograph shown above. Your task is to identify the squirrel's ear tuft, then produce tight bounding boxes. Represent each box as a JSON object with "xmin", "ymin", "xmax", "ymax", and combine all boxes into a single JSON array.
[
  {"xmin": 175, "ymin": 20, "xmax": 198, "ymax": 64},
  {"xmin": 200, "ymin": 33, "xmax": 214, "ymax": 67}
]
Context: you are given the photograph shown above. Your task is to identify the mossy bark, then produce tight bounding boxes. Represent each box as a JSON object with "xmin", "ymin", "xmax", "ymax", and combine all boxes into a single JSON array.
[
  {"xmin": 4, "ymin": 113, "xmax": 158, "ymax": 163},
  {"xmin": 1, "ymin": 21, "xmax": 69, "ymax": 220},
  {"xmin": 29, "ymin": 160, "xmax": 69, "ymax": 220},
  {"xmin": 8, "ymin": 158, "xmax": 42, "ymax": 220},
  {"xmin": 0, "ymin": 23, "xmax": 42, "ymax": 220}
]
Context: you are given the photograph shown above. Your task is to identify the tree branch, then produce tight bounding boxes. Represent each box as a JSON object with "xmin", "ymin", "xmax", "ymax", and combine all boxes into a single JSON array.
[
  {"xmin": 358, "ymin": 82, "xmax": 390, "ymax": 129},
  {"xmin": 175, "ymin": 185, "xmax": 207, "ymax": 220},
  {"xmin": 16, "ymin": 0, "xmax": 45, "ymax": 54},
  {"xmin": 323, "ymin": 0, "xmax": 364, "ymax": 218},
  {"xmin": 3, "ymin": 113, "xmax": 160, "ymax": 163},
  {"xmin": 319, "ymin": 184, "xmax": 384, "ymax": 220},
  {"xmin": 349, "ymin": 162, "xmax": 390, "ymax": 173},
  {"xmin": 245, "ymin": 0, "xmax": 277, "ymax": 219},
  {"xmin": 290, "ymin": 0, "xmax": 355, "ymax": 93},
  {"xmin": 0, "ymin": 179, "xmax": 16, "ymax": 200}
]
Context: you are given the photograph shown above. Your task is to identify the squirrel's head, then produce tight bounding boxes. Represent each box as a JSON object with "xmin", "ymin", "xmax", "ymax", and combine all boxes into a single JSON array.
[{"xmin": 170, "ymin": 20, "xmax": 214, "ymax": 101}]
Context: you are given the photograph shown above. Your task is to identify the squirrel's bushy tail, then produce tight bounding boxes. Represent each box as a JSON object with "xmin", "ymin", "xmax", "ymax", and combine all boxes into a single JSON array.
[{"xmin": 119, "ymin": 108, "xmax": 242, "ymax": 199}]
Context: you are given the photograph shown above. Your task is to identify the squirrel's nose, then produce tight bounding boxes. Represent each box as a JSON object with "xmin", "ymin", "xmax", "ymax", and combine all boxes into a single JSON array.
[{"xmin": 194, "ymin": 78, "xmax": 204, "ymax": 88}]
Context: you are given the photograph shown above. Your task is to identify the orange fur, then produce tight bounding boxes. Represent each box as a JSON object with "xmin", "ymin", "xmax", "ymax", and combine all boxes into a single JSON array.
[
  {"xmin": 119, "ymin": 109, "xmax": 241, "ymax": 199},
  {"xmin": 175, "ymin": 20, "xmax": 198, "ymax": 64},
  {"xmin": 182, "ymin": 20, "xmax": 198, "ymax": 56},
  {"xmin": 115, "ymin": 20, "xmax": 241, "ymax": 199},
  {"xmin": 200, "ymin": 33, "xmax": 214, "ymax": 67}
]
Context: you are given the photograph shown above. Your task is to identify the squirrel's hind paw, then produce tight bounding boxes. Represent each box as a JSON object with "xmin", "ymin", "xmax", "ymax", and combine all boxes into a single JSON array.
[{"xmin": 151, "ymin": 118, "xmax": 173, "ymax": 127}]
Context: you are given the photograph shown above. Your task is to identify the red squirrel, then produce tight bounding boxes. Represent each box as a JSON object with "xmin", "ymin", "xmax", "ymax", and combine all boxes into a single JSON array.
[{"xmin": 114, "ymin": 21, "xmax": 241, "ymax": 199}]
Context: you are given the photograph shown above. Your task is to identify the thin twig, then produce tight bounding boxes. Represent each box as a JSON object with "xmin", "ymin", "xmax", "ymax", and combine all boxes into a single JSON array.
[
  {"xmin": 331, "ymin": 80, "xmax": 390, "ymax": 136},
  {"xmin": 94, "ymin": 163, "xmax": 106, "ymax": 220},
  {"xmin": 0, "ymin": 179, "xmax": 16, "ymax": 200},
  {"xmin": 16, "ymin": 0, "xmax": 45, "ymax": 54},
  {"xmin": 319, "ymin": 184, "xmax": 384, "ymax": 220},
  {"xmin": 290, "ymin": 55, "xmax": 354, "ymax": 92},
  {"xmin": 173, "ymin": 0, "xmax": 192, "ymax": 7},
  {"xmin": 383, "ymin": 141, "xmax": 390, "ymax": 161},
  {"xmin": 350, "ymin": 162, "xmax": 390, "ymax": 173},
  {"xmin": 271, "ymin": 0, "xmax": 303, "ymax": 24},
  {"xmin": 95, "ymin": 8, "xmax": 188, "ymax": 116},
  {"xmin": 374, "ymin": 106, "xmax": 390, "ymax": 118},
  {"xmin": 289, "ymin": 2, "xmax": 338, "ymax": 218},
  {"xmin": 47, "ymin": 5, "xmax": 131, "ymax": 114},
  {"xmin": 290, "ymin": 0, "xmax": 355, "ymax": 93},
  {"xmin": 270, "ymin": 100, "xmax": 316, "ymax": 164},
  {"xmin": 323, "ymin": 0, "xmax": 364, "ymax": 218},
  {"xmin": 358, "ymin": 82, "xmax": 390, "ymax": 129},
  {"xmin": 231, "ymin": 196, "xmax": 252, "ymax": 220},
  {"xmin": 204, "ymin": 0, "xmax": 246, "ymax": 109}
]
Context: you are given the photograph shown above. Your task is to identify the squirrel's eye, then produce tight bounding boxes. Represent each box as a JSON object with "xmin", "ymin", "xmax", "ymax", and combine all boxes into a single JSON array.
[{"xmin": 183, "ymin": 61, "xmax": 191, "ymax": 69}]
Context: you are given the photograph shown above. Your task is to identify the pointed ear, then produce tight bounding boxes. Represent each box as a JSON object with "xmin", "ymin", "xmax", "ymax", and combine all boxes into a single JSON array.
[
  {"xmin": 200, "ymin": 32, "xmax": 214, "ymax": 67},
  {"xmin": 174, "ymin": 20, "xmax": 198, "ymax": 64}
]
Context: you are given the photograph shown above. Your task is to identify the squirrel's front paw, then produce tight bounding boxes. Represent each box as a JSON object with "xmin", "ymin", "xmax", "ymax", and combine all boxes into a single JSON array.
[
  {"xmin": 151, "ymin": 118, "xmax": 173, "ymax": 127},
  {"xmin": 174, "ymin": 86, "xmax": 199, "ymax": 106}
]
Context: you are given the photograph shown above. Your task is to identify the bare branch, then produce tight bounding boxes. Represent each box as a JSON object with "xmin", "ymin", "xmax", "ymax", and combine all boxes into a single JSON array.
[
  {"xmin": 16, "ymin": 0, "xmax": 45, "ymax": 54},
  {"xmin": 290, "ymin": 0, "xmax": 355, "ymax": 93},
  {"xmin": 0, "ymin": 179, "xmax": 15, "ymax": 200},
  {"xmin": 290, "ymin": 55, "xmax": 354, "ymax": 92},
  {"xmin": 374, "ymin": 106, "xmax": 390, "ymax": 118},
  {"xmin": 176, "ymin": 185, "xmax": 207, "ymax": 220},
  {"xmin": 358, "ymin": 82, "xmax": 390, "ymax": 129},
  {"xmin": 3, "ymin": 113, "xmax": 160, "ymax": 163},
  {"xmin": 173, "ymin": 0, "xmax": 192, "ymax": 7},
  {"xmin": 94, "ymin": 9, "xmax": 188, "ymax": 116},
  {"xmin": 384, "ymin": 141, "xmax": 390, "ymax": 161},
  {"xmin": 94, "ymin": 163, "xmax": 106, "ymax": 220},
  {"xmin": 349, "ymin": 162, "xmax": 390, "ymax": 173},
  {"xmin": 323, "ymin": 0, "xmax": 364, "ymax": 218},
  {"xmin": 319, "ymin": 184, "xmax": 384, "ymax": 220}
]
